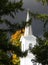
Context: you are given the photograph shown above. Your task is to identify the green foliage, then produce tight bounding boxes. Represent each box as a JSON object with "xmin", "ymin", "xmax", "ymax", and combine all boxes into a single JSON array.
[
  {"xmin": 30, "ymin": 8, "xmax": 48, "ymax": 64},
  {"xmin": 30, "ymin": 11, "xmax": 48, "ymax": 22},
  {"xmin": 0, "ymin": 0, "xmax": 23, "ymax": 16},
  {"xmin": 0, "ymin": 32, "xmax": 11, "ymax": 65},
  {"xmin": 30, "ymin": 11, "xmax": 48, "ymax": 30},
  {"xmin": 31, "ymin": 38, "xmax": 48, "ymax": 65},
  {"xmin": 0, "ymin": 0, "xmax": 24, "ymax": 33},
  {"xmin": 0, "ymin": 0, "xmax": 48, "ymax": 65},
  {"xmin": 0, "ymin": 0, "xmax": 24, "ymax": 65},
  {"xmin": 30, "ymin": 11, "xmax": 48, "ymax": 64},
  {"xmin": 44, "ymin": 32, "xmax": 48, "ymax": 39},
  {"xmin": 0, "ymin": 50, "xmax": 11, "ymax": 65},
  {"xmin": 36, "ymin": 0, "xmax": 48, "ymax": 5},
  {"xmin": 0, "ymin": 31, "xmax": 28, "ymax": 65}
]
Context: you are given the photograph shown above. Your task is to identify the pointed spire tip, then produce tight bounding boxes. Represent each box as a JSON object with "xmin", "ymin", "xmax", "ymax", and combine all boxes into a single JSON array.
[{"xmin": 26, "ymin": 9, "xmax": 30, "ymax": 22}]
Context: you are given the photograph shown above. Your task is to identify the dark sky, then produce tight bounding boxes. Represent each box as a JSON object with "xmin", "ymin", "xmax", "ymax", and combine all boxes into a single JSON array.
[
  {"xmin": 22, "ymin": 0, "xmax": 48, "ymax": 37},
  {"xmin": 0, "ymin": 0, "xmax": 48, "ymax": 37}
]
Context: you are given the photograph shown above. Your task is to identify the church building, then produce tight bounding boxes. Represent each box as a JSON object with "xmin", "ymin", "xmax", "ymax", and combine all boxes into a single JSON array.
[{"xmin": 20, "ymin": 10, "xmax": 38, "ymax": 65}]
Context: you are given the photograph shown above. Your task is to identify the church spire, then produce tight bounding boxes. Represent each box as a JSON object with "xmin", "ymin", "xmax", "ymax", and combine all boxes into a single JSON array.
[
  {"xmin": 26, "ymin": 9, "xmax": 30, "ymax": 22},
  {"xmin": 24, "ymin": 9, "xmax": 32, "ymax": 36}
]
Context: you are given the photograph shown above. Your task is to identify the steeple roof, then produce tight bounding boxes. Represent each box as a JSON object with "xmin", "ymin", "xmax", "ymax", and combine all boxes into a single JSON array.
[
  {"xmin": 24, "ymin": 10, "xmax": 32, "ymax": 36},
  {"xmin": 26, "ymin": 9, "xmax": 30, "ymax": 22}
]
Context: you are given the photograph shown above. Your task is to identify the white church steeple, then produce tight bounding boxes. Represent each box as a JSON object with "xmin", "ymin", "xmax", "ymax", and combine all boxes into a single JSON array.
[
  {"xmin": 20, "ymin": 9, "xmax": 39, "ymax": 65},
  {"xmin": 26, "ymin": 9, "xmax": 30, "ymax": 22},
  {"xmin": 24, "ymin": 10, "xmax": 32, "ymax": 36}
]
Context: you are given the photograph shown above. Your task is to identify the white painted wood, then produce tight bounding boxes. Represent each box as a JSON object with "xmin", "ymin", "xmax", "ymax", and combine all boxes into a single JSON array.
[{"xmin": 20, "ymin": 10, "xmax": 40, "ymax": 65}]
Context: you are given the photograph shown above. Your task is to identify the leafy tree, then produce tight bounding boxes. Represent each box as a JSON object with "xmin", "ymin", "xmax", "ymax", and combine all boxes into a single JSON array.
[
  {"xmin": 0, "ymin": 0, "xmax": 24, "ymax": 32},
  {"xmin": 31, "ymin": 38, "xmax": 48, "ymax": 65},
  {"xmin": 37, "ymin": 0, "xmax": 48, "ymax": 5},
  {"xmin": 0, "ymin": 0, "xmax": 24, "ymax": 65},
  {"xmin": 0, "ymin": 0, "xmax": 48, "ymax": 65},
  {"xmin": 30, "ymin": 0, "xmax": 48, "ymax": 65}
]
